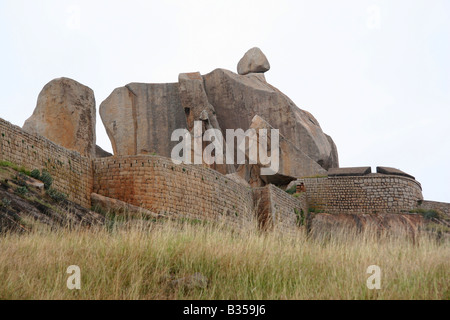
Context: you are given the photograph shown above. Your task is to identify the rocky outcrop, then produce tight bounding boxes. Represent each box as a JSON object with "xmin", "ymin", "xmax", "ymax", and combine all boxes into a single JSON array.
[
  {"xmin": 23, "ymin": 77, "xmax": 96, "ymax": 157},
  {"xmin": 236, "ymin": 115, "xmax": 327, "ymax": 187},
  {"xmin": 100, "ymin": 83, "xmax": 187, "ymax": 157},
  {"xmin": 99, "ymin": 49, "xmax": 339, "ymax": 176},
  {"xmin": 178, "ymin": 72, "xmax": 232, "ymax": 175},
  {"xmin": 325, "ymin": 134, "xmax": 339, "ymax": 170},
  {"xmin": 0, "ymin": 171, "xmax": 104, "ymax": 233},
  {"xmin": 237, "ymin": 47, "xmax": 270, "ymax": 75},
  {"xmin": 178, "ymin": 72, "xmax": 220, "ymax": 132},
  {"xmin": 95, "ymin": 145, "xmax": 112, "ymax": 158},
  {"xmin": 203, "ymin": 68, "xmax": 338, "ymax": 170},
  {"xmin": 91, "ymin": 193, "xmax": 163, "ymax": 219},
  {"xmin": 309, "ymin": 213, "xmax": 425, "ymax": 240}
]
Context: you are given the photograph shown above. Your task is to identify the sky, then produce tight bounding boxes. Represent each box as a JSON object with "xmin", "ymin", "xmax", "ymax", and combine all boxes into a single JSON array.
[{"xmin": 0, "ymin": 0, "xmax": 449, "ymax": 202}]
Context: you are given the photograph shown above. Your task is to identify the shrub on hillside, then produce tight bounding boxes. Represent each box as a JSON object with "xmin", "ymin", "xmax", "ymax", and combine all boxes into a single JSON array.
[
  {"xmin": 40, "ymin": 170, "xmax": 53, "ymax": 190},
  {"xmin": 30, "ymin": 169, "xmax": 41, "ymax": 180},
  {"xmin": 15, "ymin": 186, "xmax": 28, "ymax": 196},
  {"xmin": 47, "ymin": 188, "xmax": 67, "ymax": 203}
]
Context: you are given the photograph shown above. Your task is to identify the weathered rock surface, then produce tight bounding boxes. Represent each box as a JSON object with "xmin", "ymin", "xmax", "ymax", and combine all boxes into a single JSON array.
[
  {"xmin": 178, "ymin": 72, "xmax": 220, "ymax": 132},
  {"xmin": 328, "ymin": 167, "xmax": 372, "ymax": 177},
  {"xmin": 309, "ymin": 213, "xmax": 425, "ymax": 240},
  {"xmin": 91, "ymin": 193, "xmax": 164, "ymax": 219},
  {"xmin": 377, "ymin": 166, "xmax": 415, "ymax": 180},
  {"xmin": 225, "ymin": 172, "xmax": 251, "ymax": 187},
  {"xmin": 203, "ymin": 68, "xmax": 338, "ymax": 170},
  {"xmin": 99, "ymin": 55, "xmax": 339, "ymax": 175},
  {"xmin": 178, "ymin": 72, "xmax": 233, "ymax": 175},
  {"xmin": 0, "ymin": 172, "xmax": 104, "ymax": 234},
  {"xmin": 100, "ymin": 83, "xmax": 187, "ymax": 157},
  {"xmin": 236, "ymin": 115, "xmax": 327, "ymax": 187},
  {"xmin": 325, "ymin": 134, "xmax": 339, "ymax": 170},
  {"xmin": 95, "ymin": 145, "xmax": 112, "ymax": 158},
  {"xmin": 237, "ymin": 47, "xmax": 270, "ymax": 75},
  {"xmin": 23, "ymin": 77, "xmax": 96, "ymax": 157}
]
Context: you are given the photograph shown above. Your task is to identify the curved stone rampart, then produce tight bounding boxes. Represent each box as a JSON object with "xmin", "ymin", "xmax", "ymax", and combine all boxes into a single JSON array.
[{"xmin": 295, "ymin": 174, "xmax": 423, "ymax": 214}]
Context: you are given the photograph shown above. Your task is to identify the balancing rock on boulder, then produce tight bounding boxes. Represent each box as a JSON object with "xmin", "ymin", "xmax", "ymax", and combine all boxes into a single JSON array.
[{"xmin": 237, "ymin": 47, "xmax": 271, "ymax": 75}]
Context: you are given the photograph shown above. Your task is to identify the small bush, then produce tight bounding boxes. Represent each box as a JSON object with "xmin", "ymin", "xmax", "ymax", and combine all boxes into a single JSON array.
[
  {"xmin": 16, "ymin": 173, "xmax": 28, "ymax": 187},
  {"xmin": 15, "ymin": 186, "xmax": 28, "ymax": 196},
  {"xmin": 294, "ymin": 208, "xmax": 305, "ymax": 227},
  {"xmin": 410, "ymin": 208, "xmax": 443, "ymax": 220},
  {"xmin": 286, "ymin": 186, "xmax": 297, "ymax": 195},
  {"xmin": 30, "ymin": 169, "xmax": 41, "ymax": 180},
  {"xmin": 40, "ymin": 170, "xmax": 53, "ymax": 190},
  {"xmin": 1, "ymin": 198, "xmax": 11, "ymax": 208},
  {"xmin": 47, "ymin": 188, "xmax": 67, "ymax": 203}
]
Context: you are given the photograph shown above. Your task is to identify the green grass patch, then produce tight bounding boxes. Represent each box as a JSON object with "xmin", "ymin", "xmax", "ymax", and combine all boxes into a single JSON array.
[
  {"xmin": 0, "ymin": 160, "xmax": 31, "ymax": 176},
  {"xmin": 410, "ymin": 208, "xmax": 444, "ymax": 220}
]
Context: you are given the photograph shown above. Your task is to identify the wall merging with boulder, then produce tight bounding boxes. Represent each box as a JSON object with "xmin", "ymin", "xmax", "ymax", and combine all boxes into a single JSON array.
[
  {"xmin": 2, "ymin": 47, "xmax": 448, "ymax": 233},
  {"xmin": 1, "ymin": 117, "xmax": 305, "ymax": 230},
  {"xmin": 1, "ymin": 116, "xmax": 447, "ymax": 233},
  {"xmin": 0, "ymin": 118, "xmax": 93, "ymax": 208},
  {"xmin": 253, "ymin": 185, "xmax": 308, "ymax": 232}
]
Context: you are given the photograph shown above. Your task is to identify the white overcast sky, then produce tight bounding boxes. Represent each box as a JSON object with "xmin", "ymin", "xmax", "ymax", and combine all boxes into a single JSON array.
[{"xmin": 0, "ymin": 0, "xmax": 449, "ymax": 202}]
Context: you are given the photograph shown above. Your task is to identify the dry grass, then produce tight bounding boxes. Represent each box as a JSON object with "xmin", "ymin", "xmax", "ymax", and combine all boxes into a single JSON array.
[{"xmin": 0, "ymin": 219, "xmax": 448, "ymax": 300}]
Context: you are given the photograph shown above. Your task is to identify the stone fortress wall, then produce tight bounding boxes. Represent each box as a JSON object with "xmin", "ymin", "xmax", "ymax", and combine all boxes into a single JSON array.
[
  {"xmin": 294, "ymin": 174, "xmax": 423, "ymax": 215},
  {"xmin": 2, "ymin": 45, "xmax": 448, "ymax": 230},
  {"xmin": 0, "ymin": 117, "xmax": 307, "ymax": 229},
  {"xmin": 2, "ymin": 117, "xmax": 448, "ymax": 231},
  {"xmin": 0, "ymin": 118, "xmax": 93, "ymax": 208},
  {"xmin": 92, "ymin": 156, "xmax": 257, "ymax": 227}
]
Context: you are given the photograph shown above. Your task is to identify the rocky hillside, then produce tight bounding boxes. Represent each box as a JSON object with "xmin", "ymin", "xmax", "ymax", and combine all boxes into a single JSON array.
[{"xmin": 0, "ymin": 162, "xmax": 104, "ymax": 233}]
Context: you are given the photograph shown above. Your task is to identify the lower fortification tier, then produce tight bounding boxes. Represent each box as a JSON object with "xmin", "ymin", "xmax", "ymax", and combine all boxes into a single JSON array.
[{"xmin": 92, "ymin": 156, "xmax": 256, "ymax": 227}]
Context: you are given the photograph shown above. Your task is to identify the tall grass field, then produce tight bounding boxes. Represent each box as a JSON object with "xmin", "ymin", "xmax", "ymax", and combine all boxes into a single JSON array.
[{"xmin": 0, "ymin": 218, "xmax": 448, "ymax": 300}]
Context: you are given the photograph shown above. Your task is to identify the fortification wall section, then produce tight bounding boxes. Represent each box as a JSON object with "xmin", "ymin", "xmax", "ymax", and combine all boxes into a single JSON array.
[
  {"xmin": 296, "ymin": 174, "xmax": 423, "ymax": 214},
  {"xmin": 0, "ymin": 118, "xmax": 93, "ymax": 208},
  {"xmin": 93, "ymin": 156, "xmax": 255, "ymax": 228},
  {"xmin": 266, "ymin": 185, "xmax": 308, "ymax": 231},
  {"xmin": 419, "ymin": 200, "xmax": 450, "ymax": 218}
]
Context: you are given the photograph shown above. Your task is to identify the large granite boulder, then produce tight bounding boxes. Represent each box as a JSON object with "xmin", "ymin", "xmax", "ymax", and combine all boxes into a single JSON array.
[
  {"xmin": 202, "ymin": 68, "xmax": 338, "ymax": 170},
  {"xmin": 237, "ymin": 47, "xmax": 270, "ymax": 75},
  {"xmin": 95, "ymin": 145, "xmax": 112, "ymax": 158},
  {"xmin": 251, "ymin": 115, "xmax": 327, "ymax": 181},
  {"xmin": 99, "ymin": 51, "xmax": 339, "ymax": 175},
  {"xmin": 23, "ymin": 78, "xmax": 96, "ymax": 157},
  {"xmin": 178, "ymin": 72, "xmax": 234, "ymax": 175},
  {"xmin": 100, "ymin": 83, "xmax": 187, "ymax": 157},
  {"xmin": 236, "ymin": 115, "xmax": 327, "ymax": 187}
]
